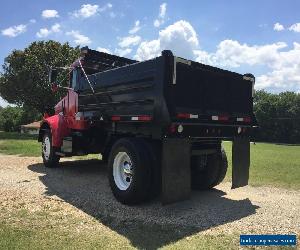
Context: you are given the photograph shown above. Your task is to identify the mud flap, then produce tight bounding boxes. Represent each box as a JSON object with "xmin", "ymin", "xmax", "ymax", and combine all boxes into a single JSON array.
[
  {"xmin": 232, "ymin": 137, "xmax": 250, "ymax": 189},
  {"xmin": 161, "ymin": 138, "xmax": 191, "ymax": 204}
]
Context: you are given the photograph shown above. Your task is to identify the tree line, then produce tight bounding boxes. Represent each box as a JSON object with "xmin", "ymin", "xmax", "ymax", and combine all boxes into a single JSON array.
[
  {"xmin": 0, "ymin": 40, "xmax": 299, "ymax": 143},
  {"xmin": 0, "ymin": 106, "xmax": 40, "ymax": 132},
  {"xmin": 253, "ymin": 90, "xmax": 300, "ymax": 144}
]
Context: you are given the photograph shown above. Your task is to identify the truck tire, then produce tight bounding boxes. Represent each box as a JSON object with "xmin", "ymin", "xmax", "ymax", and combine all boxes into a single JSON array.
[
  {"xmin": 191, "ymin": 148, "xmax": 228, "ymax": 190},
  {"xmin": 42, "ymin": 130, "xmax": 60, "ymax": 168},
  {"xmin": 108, "ymin": 138, "xmax": 153, "ymax": 205}
]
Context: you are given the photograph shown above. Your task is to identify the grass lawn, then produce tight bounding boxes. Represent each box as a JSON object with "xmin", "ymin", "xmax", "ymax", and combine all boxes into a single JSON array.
[
  {"xmin": 0, "ymin": 206, "xmax": 292, "ymax": 250},
  {"xmin": 0, "ymin": 132, "xmax": 98, "ymax": 160},
  {"xmin": 222, "ymin": 141, "xmax": 300, "ymax": 190},
  {"xmin": 0, "ymin": 132, "xmax": 40, "ymax": 157},
  {"xmin": 0, "ymin": 223, "xmax": 240, "ymax": 250}
]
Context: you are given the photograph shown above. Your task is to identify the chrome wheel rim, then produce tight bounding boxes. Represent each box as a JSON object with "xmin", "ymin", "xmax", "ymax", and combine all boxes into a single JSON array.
[
  {"xmin": 113, "ymin": 152, "xmax": 133, "ymax": 190},
  {"xmin": 42, "ymin": 136, "xmax": 51, "ymax": 160}
]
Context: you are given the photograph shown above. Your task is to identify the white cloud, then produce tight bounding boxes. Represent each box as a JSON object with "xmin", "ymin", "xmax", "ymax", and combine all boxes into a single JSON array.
[
  {"xmin": 72, "ymin": 3, "xmax": 112, "ymax": 18},
  {"xmin": 29, "ymin": 19, "xmax": 36, "ymax": 24},
  {"xmin": 289, "ymin": 23, "xmax": 300, "ymax": 33},
  {"xmin": 154, "ymin": 3, "xmax": 167, "ymax": 27},
  {"xmin": 194, "ymin": 40, "xmax": 287, "ymax": 68},
  {"xmin": 118, "ymin": 35, "xmax": 141, "ymax": 48},
  {"xmin": 153, "ymin": 20, "xmax": 160, "ymax": 28},
  {"xmin": 129, "ymin": 20, "xmax": 141, "ymax": 34},
  {"xmin": 66, "ymin": 30, "xmax": 91, "ymax": 45},
  {"xmin": 36, "ymin": 28, "xmax": 51, "ymax": 38},
  {"xmin": 1, "ymin": 24, "xmax": 27, "ymax": 37},
  {"xmin": 51, "ymin": 23, "xmax": 61, "ymax": 33},
  {"xmin": 135, "ymin": 20, "xmax": 198, "ymax": 60},
  {"xmin": 256, "ymin": 42, "xmax": 300, "ymax": 91},
  {"xmin": 73, "ymin": 4, "xmax": 98, "ymax": 18},
  {"xmin": 256, "ymin": 66, "xmax": 300, "ymax": 92},
  {"xmin": 42, "ymin": 9, "xmax": 59, "ymax": 19},
  {"xmin": 159, "ymin": 2, "xmax": 167, "ymax": 18},
  {"xmin": 273, "ymin": 22, "xmax": 284, "ymax": 31},
  {"xmin": 135, "ymin": 40, "xmax": 160, "ymax": 60},
  {"xmin": 97, "ymin": 47, "xmax": 111, "ymax": 53},
  {"xmin": 115, "ymin": 48, "xmax": 132, "ymax": 57},
  {"xmin": 36, "ymin": 23, "xmax": 61, "ymax": 38}
]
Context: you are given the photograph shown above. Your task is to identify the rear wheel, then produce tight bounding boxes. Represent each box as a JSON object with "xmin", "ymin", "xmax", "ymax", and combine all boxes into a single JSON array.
[
  {"xmin": 108, "ymin": 138, "xmax": 156, "ymax": 205},
  {"xmin": 42, "ymin": 131, "xmax": 60, "ymax": 168},
  {"xmin": 191, "ymin": 148, "xmax": 228, "ymax": 190}
]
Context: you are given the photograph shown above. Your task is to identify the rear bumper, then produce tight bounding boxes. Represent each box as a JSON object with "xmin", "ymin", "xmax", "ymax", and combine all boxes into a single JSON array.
[{"xmin": 167, "ymin": 122, "xmax": 255, "ymax": 139}]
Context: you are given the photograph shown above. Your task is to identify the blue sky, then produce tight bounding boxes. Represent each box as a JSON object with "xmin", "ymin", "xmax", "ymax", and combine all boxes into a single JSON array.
[{"xmin": 1, "ymin": 0, "xmax": 300, "ymax": 107}]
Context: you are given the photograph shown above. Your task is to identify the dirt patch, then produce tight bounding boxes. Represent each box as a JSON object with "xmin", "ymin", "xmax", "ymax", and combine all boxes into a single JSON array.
[{"xmin": 0, "ymin": 154, "xmax": 299, "ymax": 248}]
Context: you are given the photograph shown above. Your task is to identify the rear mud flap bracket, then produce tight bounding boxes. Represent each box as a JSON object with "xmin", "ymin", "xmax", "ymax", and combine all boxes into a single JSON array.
[
  {"xmin": 232, "ymin": 137, "xmax": 250, "ymax": 189},
  {"xmin": 161, "ymin": 138, "xmax": 191, "ymax": 204}
]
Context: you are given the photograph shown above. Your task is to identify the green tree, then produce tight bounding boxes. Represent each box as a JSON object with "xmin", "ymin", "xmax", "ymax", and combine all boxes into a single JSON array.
[
  {"xmin": 1, "ymin": 107, "xmax": 19, "ymax": 132},
  {"xmin": 0, "ymin": 106, "xmax": 41, "ymax": 132},
  {"xmin": 0, "ymin": 41, "xmax": 80, "ymax": 114},
  {"xmin": 254, "ymin": 90, "xmax": 300, "ymax": 143},
  {"xmin": 0, "ymin": 106, "xmax": 23, "ymax": 132}
]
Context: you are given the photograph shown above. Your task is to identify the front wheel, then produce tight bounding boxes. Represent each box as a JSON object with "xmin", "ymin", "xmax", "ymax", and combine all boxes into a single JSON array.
[
  {"xmin": 42, "ymin": 131, "xmax": 60, "ymax": 168},
  {"xmin": 108, "ymin": 138, "xmax": 154, "ymax": 205}
]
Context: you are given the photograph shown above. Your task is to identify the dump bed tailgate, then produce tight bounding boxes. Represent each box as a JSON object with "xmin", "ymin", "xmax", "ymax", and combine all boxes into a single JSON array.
[{"xmin": 164, "ymin": 57, "xmax": 256, "ymax": 125}]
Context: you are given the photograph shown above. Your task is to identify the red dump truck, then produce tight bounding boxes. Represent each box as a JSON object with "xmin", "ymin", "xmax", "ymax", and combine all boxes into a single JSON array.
[{"xmin": 38, "ymin": 47, "xmax": 257, "ymax": 204}]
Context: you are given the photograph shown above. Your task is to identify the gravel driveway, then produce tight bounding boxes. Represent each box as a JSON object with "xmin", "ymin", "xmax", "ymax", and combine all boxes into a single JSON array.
[{"xmin": 0, "ymin": 155, "xmax": 299, "ymax": 248}]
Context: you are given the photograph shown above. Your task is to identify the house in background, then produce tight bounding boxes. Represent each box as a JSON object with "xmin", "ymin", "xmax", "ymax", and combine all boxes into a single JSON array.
[{"xmin": 20, "ymin": 121, "xmax": 41, "ymax": 135}]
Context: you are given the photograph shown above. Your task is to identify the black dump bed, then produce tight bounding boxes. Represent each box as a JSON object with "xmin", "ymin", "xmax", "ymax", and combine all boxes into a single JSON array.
[
  {"xmin": 77, "ymin": 49, "xmax": 257, "ymax": 138},
  {"xmin": 166, "ymin": 59, "xmax": 253, "ymax": 115}
]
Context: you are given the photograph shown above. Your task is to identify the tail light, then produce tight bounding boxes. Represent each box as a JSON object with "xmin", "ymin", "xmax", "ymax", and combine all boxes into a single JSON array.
[
  {"xmin": 244, "ymin": 117, "xmax": 251, "ymax": 123},
  {"xmin": 169, "ymin": 124, "xmax": 176, "ymax": 134},
  {"xmin": 177, "ymin": 113, "xmax": 191, "ymax": 119},
  {"xmin": 111, "ymin": 116, "xmax": 121, "ymax": 121},
  {"xmin": 212, "ymin": 115, "xmax": 229, "ymax": 121},
  {"xmin": 237, "ymin": 117, "xmax": 251, "ymax": 123}
]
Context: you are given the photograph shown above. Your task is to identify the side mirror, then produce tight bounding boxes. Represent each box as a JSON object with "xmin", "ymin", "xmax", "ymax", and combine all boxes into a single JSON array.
[
  {"xmin": 49, "ymin": 68, "xmax": 72, "ymax": 93},
  {"xmin": 51, "ymin": 83, "xmax": 59, "ymax": 93}
]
